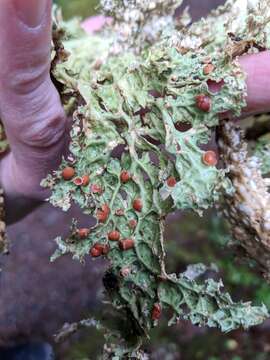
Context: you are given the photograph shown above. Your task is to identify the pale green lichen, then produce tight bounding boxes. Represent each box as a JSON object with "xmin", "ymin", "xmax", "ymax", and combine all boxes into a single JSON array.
[{"xmin": 43, "ymin": 0, "xmax": 270, "ymax": 357}]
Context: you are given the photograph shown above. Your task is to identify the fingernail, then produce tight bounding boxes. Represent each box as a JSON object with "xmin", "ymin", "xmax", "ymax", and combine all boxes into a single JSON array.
[{"xmin": 13, "ymin": 0, "xmax": 48, "ymax": 28}]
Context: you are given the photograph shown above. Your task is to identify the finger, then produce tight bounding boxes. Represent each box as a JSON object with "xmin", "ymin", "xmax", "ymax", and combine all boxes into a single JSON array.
[
  {"xmin": 0, "ymin": 0, "xmax": 68, "ymax": 198},
  {"xmin": 81, "ymin": 15, "xmax": 111, "ymax": 34},
  {"xmin": 239, "ymin": 51, "xmax": 270, "ymax": 116}
]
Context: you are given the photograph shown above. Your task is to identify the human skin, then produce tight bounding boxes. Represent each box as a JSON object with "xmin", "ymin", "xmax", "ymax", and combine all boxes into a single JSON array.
[
  {"xmin": 0, "ymin": 0, "xmax": 268, "ymax": 353},
  {"xmin": 0, "ymin": 0, "xmax": 269, "ymax": 222}
]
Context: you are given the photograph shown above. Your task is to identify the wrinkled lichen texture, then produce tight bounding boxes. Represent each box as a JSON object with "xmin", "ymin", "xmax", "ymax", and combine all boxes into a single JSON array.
[
  {"xmin": 43, "ymin": 0, "xmax": 270, "ymax": 357},
  {"xmin": 218, "ymin": 120, "xmax": 270, "ymax": 281},
  {"xmin": 216, "ymin": 0, "xmax": 270, "ymax": 281},
  {"xmin": 100, "ymin": 0, "xmax": 183, "ymax": 52}
]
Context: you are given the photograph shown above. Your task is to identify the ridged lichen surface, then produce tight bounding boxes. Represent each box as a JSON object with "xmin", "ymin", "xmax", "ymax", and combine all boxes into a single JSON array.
[{"xmin": 43, "ymin": 1, "xmax": 270, "ymax": 357}]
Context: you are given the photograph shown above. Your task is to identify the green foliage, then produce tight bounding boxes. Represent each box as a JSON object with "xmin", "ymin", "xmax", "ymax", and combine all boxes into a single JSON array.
[
  {"xmin": 54, "ymin": 0, "xmax": 98, "ymax": 19},
  {"xmin": 44, "ymin": 0, "xmax": 270, "ymax": 357}
]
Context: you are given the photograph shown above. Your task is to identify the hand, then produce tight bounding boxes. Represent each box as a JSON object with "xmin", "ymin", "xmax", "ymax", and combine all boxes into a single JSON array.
[
  {"xmin": 0, "ymin": 0, "xmax": 66, "ymax": 211},
  {"xmin": 0, "ymin": 0, "xmax": 268, "ymax": 221},
  {"xmin": 0, "ymin": 1, "xmax": 106, "ymax": 223}
]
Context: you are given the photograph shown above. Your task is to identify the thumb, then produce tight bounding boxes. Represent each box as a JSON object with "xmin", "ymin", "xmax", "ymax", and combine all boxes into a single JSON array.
[
  {"xmin": 0, "ymin": 0, "xmax": 67, "ymax": 198},
  {"xmin": 239, "ymin": 51, "xmax": 270, "ymax": 116}
]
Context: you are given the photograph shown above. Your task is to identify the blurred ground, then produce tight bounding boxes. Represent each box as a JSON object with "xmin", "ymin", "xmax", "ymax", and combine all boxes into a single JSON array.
[
  {"xmin": 2, "ymin": 1, "xmax": 270, "ymax": 360},
  {"xmin": 0, "ymin": 204, "xmax": 105, "ymax": 348}
]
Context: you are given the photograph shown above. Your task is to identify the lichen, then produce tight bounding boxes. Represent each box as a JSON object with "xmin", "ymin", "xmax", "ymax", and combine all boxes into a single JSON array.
[
  {"xmin": 218, "ymin": 120, "xmax": 270, "ymax": 281},
  {"xmin": 42, "ymin": 0, "xmax": 270, "ymax": 357}
]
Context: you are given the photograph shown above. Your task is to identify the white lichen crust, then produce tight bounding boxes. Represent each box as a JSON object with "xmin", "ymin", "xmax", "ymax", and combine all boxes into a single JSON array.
[{"xmin": 219, "ymin": 121, "xmax": 270, "ymax": 280}]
